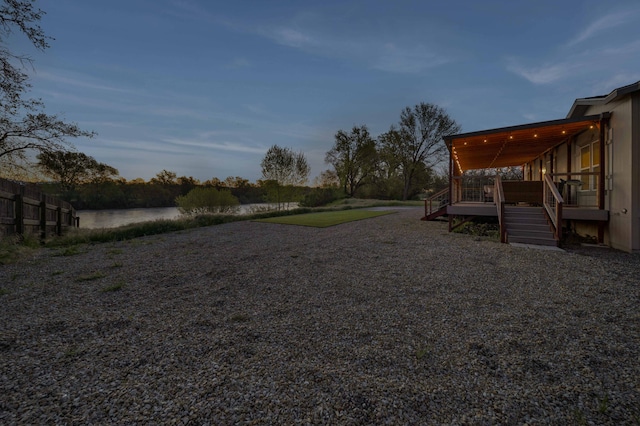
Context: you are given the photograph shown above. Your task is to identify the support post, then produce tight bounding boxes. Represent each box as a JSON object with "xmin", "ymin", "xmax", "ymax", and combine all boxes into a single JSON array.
[
  {"xmin": 566, "ymin": 137, "xmax": 573, "ymax": 204},
  {"xmin": 447, "ymin": 139, "xmax": 453, "ymax": 207}
]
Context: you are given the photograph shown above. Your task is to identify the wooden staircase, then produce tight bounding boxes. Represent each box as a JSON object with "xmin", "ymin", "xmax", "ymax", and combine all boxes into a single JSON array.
[
  {"xmin": 504, "ymin": 206, "xmax": 558, "ymax": 246},
  {"xmin": 421, "ymin": 188, "xmax": 449, "ymax": 221}
]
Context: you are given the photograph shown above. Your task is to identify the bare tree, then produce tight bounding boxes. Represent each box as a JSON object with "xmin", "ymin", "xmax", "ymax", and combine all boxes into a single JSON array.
[
  {"xmin": 0, "ymin": 0, "xmax": 94, "ymax": 171},
  {"xmin": 380, "ymin": 103, "xmax": 460, "ymax": 200}
]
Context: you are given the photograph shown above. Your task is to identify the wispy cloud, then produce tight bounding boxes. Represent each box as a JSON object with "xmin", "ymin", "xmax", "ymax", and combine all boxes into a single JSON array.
[
  {"xmin": 271, "ymin": 27, "xmax": 315, "ymax": 48},
  {"xmin": 172, "ymin": 1, "xmax": 452, "ymax": 75},
  {"xmin": 593, "ymin": 73, "xmax": 640, "ymax": 94},
  {"xmin": 567, "ymin": 10, "xmax": 640, "ymax": 46},
  {"xmin": 373, "ymin": 42, "xmax": 450, "ymax": 73},
  {"xmin": 34, "ymin": 70, "xmax": 133, "ymax": 94},
  {"xmin": 163, "ymin": 136, "xmax": 266, "ymax": 155},
  {"xmin": 226, "ymin": 57, "xmax": 251, "ymax": 69},
  {"xmin": 507, "ymin": 37, "xmax": 640, "ymax": 86},
  {"xmin": 506, "ymin": 60, "xmax": 575, "ymax": 85},
  {"xmin": 260, "ymin": 24, "xmax": 451, "ymax": 74}
]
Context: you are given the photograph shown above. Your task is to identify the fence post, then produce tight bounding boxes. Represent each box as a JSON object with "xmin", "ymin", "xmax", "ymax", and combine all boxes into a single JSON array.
[
  {"xmin": 15, "ymin": 194, "xmax": 24, "ymax": 235},
  {"xmin": 56, "ymin": 206, "xmax": 63, "ymax": 235},
  {"xmin": 40, "ymin": 198, "xmax": 47, "ymax": 239}
]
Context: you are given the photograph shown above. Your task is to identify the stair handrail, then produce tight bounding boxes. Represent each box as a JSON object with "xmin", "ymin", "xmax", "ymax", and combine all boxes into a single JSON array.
[
  {"xmin": 543, "ymin": 174, "xmax": 563, "ymax": 240},
  {"xmin": 494, "ymin": 175, "xmax": 506, "ymax": 243},
  {"xmin": 424, "ymin": 187, "xmax": 449, "ymax": 217}
]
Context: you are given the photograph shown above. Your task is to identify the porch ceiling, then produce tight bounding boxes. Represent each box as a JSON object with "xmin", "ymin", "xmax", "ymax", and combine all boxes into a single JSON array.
[{"xmin": 446, "ymin": 114, "xmax": 602, "ymax": 173}]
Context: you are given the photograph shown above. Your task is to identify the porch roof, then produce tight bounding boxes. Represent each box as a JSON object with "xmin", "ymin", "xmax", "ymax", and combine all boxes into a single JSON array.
[{"xmin": 445, "ymin": 114, "xmax": 603, "ymax": 173}]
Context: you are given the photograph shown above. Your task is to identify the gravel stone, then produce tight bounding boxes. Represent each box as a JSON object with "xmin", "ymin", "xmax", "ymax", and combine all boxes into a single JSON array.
[{"xmin": 1, "ymin": 207, "xmax": 639, "ymax": 424}]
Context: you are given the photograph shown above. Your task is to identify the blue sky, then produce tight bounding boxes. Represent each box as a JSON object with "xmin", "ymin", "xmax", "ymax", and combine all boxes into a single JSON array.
[{"xmin": 22, "ymin": 0, "xmax": 640, "ymax": 182}]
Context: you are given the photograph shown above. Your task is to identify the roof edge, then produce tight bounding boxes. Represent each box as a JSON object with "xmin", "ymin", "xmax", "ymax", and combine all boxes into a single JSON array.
[
  {"xmin": 568, "ymin": 80, "xmax": 640, "ymax": 118},
  {"xmin": 445, "ymin": 114, "xmax": 602, "ymax": 141}
]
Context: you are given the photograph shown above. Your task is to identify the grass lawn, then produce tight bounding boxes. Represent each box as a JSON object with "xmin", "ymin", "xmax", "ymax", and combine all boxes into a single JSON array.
[{"xmin": 254, "ymin": 209, "xmax": 395, "ymax": 228}]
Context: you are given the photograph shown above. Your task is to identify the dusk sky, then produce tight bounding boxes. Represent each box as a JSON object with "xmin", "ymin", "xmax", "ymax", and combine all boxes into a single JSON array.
[{"xmin": 21, "ymin": 0, "xmax": 640, "ymax": 182}]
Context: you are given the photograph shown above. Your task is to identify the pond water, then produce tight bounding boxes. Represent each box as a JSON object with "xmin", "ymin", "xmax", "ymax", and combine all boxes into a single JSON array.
[{"xmin": 77, "ymin": 204, "xmax": 290, "ymax": 229}]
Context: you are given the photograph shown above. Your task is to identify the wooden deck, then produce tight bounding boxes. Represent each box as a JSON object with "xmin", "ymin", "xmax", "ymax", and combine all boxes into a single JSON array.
[{"xmin": 446, "ymin": 202, "xmax": 608, "ymax": 221}]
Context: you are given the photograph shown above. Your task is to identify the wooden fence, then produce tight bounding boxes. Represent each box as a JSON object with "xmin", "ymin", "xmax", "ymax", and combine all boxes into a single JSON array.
[{"xmin": 0, "ymin": 177, "xmax": 77, "ymax": 239}]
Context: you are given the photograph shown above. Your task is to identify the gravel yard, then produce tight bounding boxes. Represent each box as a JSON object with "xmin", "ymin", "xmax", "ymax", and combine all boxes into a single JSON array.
[{"xmin": 1, "ymin": 207, "xmax": 639, "ymax": 424}]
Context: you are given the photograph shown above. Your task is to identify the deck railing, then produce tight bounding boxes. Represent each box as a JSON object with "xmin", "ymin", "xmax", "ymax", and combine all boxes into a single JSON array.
[
  {"xmin": 424, "ymin": 187, "xmax": 449, "ymax": 218},
  {"xmin": 451, "ymin": 175, "xmax": 496, "ymax": 203},
  {"xmin": 547, "ymin": 172, "xmax": 600, "ymax": 208},
  {"xmin": 543, "ymin": 174, "xmax": 563, "ymax": 240}
]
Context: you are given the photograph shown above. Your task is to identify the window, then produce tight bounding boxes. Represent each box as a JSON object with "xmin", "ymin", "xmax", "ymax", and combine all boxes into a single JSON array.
[{"xmin": 579, "ymin": 141, "xmax": 600, "ymax": 190}]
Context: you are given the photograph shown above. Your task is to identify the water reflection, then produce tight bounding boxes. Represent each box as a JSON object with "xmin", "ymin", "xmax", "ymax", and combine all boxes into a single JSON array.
[{"xmin": 77, "ymin": 204, "xmax": 292, "ymax": 229}]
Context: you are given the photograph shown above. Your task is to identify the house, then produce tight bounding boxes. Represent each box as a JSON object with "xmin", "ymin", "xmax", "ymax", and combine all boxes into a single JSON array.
[{"xmin": 424, "ymin": 80, "xmax": 640, "ymax": 253}]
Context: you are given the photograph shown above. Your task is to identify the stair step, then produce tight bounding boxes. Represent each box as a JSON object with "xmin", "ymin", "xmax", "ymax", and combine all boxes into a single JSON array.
[
  {"xmin": 504, "ymin": 213, "xmax": 546, "ymax": 218},
  {"xmin": 507, "ymin": 223, "xmax": 551, "ymax": 232},
  {"xmin": 504, "ymin": 207, "xmax": 544, "ymax": 213},
  {"xmin": 508, "ymin": 235, "xmax": 558, "ymax": 246},
  {"xmin": 503, "ymin": 206, "xmax": 558, "ymax": 247},
  {"xmin": 505, "ymin": 217, "xmax": 547, "ymax": 222},
  {"xmin": 507, "ymin": 229, "xmax": 554, "ymax": 240},
  {"xmin": 504, "ymin": 211, "xmax": 545, "ymax": 217}
]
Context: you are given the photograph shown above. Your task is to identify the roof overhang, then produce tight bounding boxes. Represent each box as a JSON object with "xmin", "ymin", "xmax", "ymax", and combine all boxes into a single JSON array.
[
  {"xmin": 568, "ymin": 80, "xmax": 640, "ymax": 118},
  {"xmin": 445, "ymin": 114, "xmax": 606, "ymax": 174}
]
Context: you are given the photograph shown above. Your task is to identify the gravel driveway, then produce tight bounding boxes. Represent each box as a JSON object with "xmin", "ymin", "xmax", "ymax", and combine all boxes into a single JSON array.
[{"xmin": 1, "ymin": 207, "xmax": 639, "ymax": 424}]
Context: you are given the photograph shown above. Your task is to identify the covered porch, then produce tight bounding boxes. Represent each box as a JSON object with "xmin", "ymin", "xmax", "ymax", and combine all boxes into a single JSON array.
[{"xmin": 424, "ymin": 113, "xmax": 611, "ymax": 245}]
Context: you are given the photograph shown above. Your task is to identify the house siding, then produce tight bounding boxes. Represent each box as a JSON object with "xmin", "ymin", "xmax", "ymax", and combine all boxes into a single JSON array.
[
  {"xmin": 632, "ymin": 93, "xmax": 640, "ymax": 251},
  {"xmin": 522, "ymin": 94, "xmax": 638, "ymax": 252},
  {"xmin": 576, "ymin": 96, "xmax": 636, "ymax": 252}
]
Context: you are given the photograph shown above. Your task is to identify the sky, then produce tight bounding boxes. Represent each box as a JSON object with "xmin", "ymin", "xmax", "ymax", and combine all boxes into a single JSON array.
[{"xmin": 17, "ymin": 0, "xmax": 640, "ymax": 183}]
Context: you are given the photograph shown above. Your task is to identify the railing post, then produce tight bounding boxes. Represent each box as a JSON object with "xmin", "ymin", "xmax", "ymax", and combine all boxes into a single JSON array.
[
  {"xmin": 500, "ymin": 201, "xmax": 506, "ymax": 243},
  {"xmin": 556, "ymin": 202, "xmax": 563, "ymax": 240}
]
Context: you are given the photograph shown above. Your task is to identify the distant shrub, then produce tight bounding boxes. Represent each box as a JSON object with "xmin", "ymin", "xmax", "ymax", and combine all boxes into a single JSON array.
[
  {"xmin": 299, "ymin": 188, "xmax": 341, "ymax": 207},
  {"xmin": 453, "ymin": 218, "xmax": 499, "ymax": 238},
  {"xmin": 176, "ymin": 187, "xmax": 240, "ymax": 215}
]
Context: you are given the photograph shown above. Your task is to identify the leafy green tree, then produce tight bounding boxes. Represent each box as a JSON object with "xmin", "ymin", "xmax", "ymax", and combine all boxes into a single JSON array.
[
  {"xmin": 260, "ymin": 145, "xmax": 310, "ymax": 209},
  {"xmin": 224, "ymin": 176, "xmax": 250, "ymax": 188},
  {"xmin": 312, "ymin": 169, "xmax": 340, "ymax": 188},
  {"xmin": 203, "ymin": 177, "xmax": 223, "ymax": 188},
  {"xmin": 325, "ymin": 125, "xmax": 377, "ymax": 197},
  {"xmin": 175, "ymin": 187, "xmax": 240, "ymax": 215},
  {"xmin": 176, "ymin": 175, "xmax": 199, "ymax": 197},
  {"xmin": 0, "ymin": 1, "xmax": 94, "ymax": 171},
  {"xmin": 381, "ymin": 103, "xmax": 460, "ymax": 200},
  {"xmin": 150, "ymin": 169, "xmax": 177, "ymax": 185},
  {"xmin": 37, "ymin": 150, "xmax": 118, "ymax": 192}
]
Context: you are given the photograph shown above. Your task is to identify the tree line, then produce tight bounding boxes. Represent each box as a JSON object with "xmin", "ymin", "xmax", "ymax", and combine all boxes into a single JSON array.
[
  {"xmin": 37, "ymin": 166, "xmax": 279, "ymax": 210},
  {"xmin": 325, "ymin": 102, "xmax": 460, "ymax": 201}
]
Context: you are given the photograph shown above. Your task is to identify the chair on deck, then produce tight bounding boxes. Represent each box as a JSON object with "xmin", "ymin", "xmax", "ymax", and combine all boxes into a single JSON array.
[
  {"xmin": 483, "ymin": 185, "xmax": 494, "ymax": 203},
  {"xmin": 558, "ymin": 179, "xmax": 582, "ymax": 203}
]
